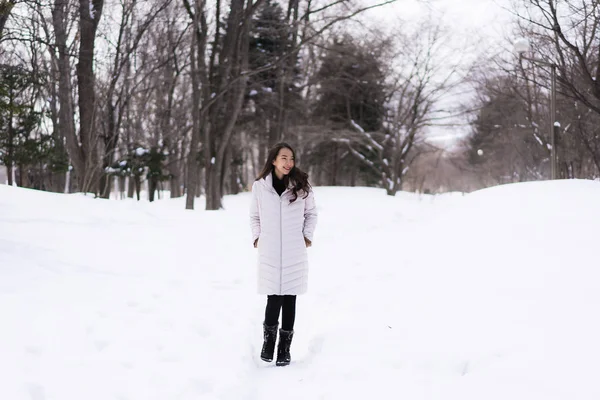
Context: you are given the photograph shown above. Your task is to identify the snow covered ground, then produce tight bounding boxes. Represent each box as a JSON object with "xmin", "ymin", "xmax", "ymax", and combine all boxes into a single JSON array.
[{"xmin": 1, "ymin": 179, "xmax": 600, "ymax": 400}]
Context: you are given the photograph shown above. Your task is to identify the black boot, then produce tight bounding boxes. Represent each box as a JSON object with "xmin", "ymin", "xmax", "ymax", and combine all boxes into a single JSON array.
[
  {"xmin": 276, "ymin": 329, "xmax": 294, "ymax": 366},
  {"xmin": 260, "ymin": 323, "xmax": 278, "ymax": 362}
]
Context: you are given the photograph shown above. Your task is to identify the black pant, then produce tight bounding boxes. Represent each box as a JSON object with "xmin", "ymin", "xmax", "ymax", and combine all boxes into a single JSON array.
[{"xmin": 264, "ymin": 295, "xmax": 296, "ymax": 331}]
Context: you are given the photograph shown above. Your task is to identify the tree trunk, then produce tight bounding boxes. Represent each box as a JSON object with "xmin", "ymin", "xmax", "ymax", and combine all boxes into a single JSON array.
[
  {"xmin": 134, "ymin": 175, "xmax": 141, "ymax": 201},
  {"xmin": 127, "ymin": 176, "xmax": 134, "ymax": 198},
  {"xmin": 17, "ymin": 162, "xmax": 24, "ymax": 187},
  {"xmin": 6, "ymin": 165, "xmax": 13, "ymax": 185},
  {"xmin": 99, "ymin": 101, "xmax": 118, "ymax": 198},
  {"xmin": 6, "ymin": 91, "xmax": 14, "ymax": 186},
  {"xmin": 275, "ymin": 0, "xmax": 299, "ymax": 141},
  {"xmin": 53, "ymin": 1, "xmax": 83, "ymax": 190},
  {"xmin": 185, "ymin": 0, "xmax": 205, "ymax": 210},
  {"xmin": 0, "ymin": 0, "xmax": 15, "ymax": 39},
  {"xmin": 118, "ymin": 175, "xmax": 125, "ymax": 199},
  {"xmin": 148, "ymin": 177, "xmax": 157, "ymax": 202},
  {"xmin": 184, "ymin": 0, "xmax": 209, "ymax": 209},
  {"xmin": 169, "ymin": 159, "xmax": 182, "ymax": 198},
  {"xmin": 204, "ymin": 0, "xmax": 254, "ymax": 210},
  {"xmin": 331, "ymin": 143, "xmax": 338, "ymax": 185},
  {"xmin": 209, "ymin": 77, "xmax": 249, "ymax": 209},
  {"xmin": 162, "ymin": 52, "xmax": 181, "ymax": 198},
  {"xmin": 47, "ymin": 84, "xmax": 67, "ymax": 193},
  {"xmin": 77, "ymin": 0, "xmax": 104, "ymax": 193}
]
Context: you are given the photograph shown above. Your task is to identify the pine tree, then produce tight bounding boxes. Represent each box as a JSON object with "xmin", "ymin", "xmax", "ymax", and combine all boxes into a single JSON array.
[
  {"xmin": 246, "ymin": 0, "xmax": 303, "ymax": 147},
  {"xmin": 0, "ymin": 65, "xmax": 66, "ymax": 188},
  {"xmin": 315, "ymin": 36, "xmax": 387, "ymax": 132}
]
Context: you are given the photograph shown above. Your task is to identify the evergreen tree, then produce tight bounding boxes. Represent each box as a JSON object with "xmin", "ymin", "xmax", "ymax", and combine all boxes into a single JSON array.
[
  {"xmin": 315, "ymin": 36, "xmax": 387, "ymax": 132},
  {"xmin": 0, "ymin": 65, "xmax": 67, "ymax": 187},
  {"xmin": 146, "ymin": 146, "xmax": 169, "ymax": 202},
  {"xmin": 246, "ymin": 0, "xmax": 304, "ymax": 147}
]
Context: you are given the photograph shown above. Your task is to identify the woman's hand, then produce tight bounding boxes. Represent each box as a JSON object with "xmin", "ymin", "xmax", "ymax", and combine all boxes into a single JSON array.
[
  {"xmin": 304, "ymin": 237, "xmax": 312, "ymax": 248},
  {"xmin": 254, "ymin": 238, "xmax": 259, "ymax": 248}
]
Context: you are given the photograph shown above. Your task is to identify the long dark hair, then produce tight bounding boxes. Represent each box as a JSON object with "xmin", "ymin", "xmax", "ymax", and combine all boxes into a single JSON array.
[{"xmin": 256, "ymin": 142, "xmax": 311, "ymax": 203}]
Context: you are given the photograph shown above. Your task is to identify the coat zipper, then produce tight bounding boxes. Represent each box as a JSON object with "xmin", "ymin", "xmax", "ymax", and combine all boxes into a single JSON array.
[
  {"xmin": 279, "ymin": 195, "xmax": 283, "ymax": 294},
  {"xmin": 267, "ymin": 176, "xmax": 287, "ymax": 294}
]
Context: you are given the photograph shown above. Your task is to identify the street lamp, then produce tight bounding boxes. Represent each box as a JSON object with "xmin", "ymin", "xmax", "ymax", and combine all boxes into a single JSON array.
[{"xmin": 515, "ymin": 39, "xmax": 558, "ymax": 180}]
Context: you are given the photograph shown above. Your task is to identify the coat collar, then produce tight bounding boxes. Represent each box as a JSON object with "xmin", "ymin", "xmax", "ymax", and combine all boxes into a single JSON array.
[{"xmin": 261, "ymin": 172, "xmax": 292, "ymax": 195}]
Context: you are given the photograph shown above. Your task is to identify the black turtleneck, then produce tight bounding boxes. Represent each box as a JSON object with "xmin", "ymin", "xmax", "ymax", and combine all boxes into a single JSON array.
[{"xmin": 272, "ymin": 170, "xmax": 286, "ymax": 196}]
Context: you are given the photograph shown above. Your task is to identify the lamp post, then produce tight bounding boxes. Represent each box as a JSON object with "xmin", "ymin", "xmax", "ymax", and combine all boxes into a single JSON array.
[{"xmin": 515, "ymin": 39, "xmax": 558, "ymax": 180}]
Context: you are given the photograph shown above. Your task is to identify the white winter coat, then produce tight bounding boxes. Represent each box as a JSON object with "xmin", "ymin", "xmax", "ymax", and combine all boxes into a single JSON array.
[{"xmin": 250, "ymin": 173, "xmax": 318, "ymax": 295}]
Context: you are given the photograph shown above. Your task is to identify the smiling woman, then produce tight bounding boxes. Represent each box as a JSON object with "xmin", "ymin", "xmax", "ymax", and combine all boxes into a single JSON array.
[
  {"xmin": 250, "ymin": 142, "xmax": 318, "ymax": 366},
  {"xmin": 272, "ymin": 147, "xmax": 294, "ymax": 180}
]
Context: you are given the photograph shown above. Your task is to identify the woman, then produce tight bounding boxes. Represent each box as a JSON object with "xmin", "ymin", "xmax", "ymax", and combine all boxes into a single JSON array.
[{"xmin": 249, "ymin": 142, "xmax": 318, "ymax": 366}]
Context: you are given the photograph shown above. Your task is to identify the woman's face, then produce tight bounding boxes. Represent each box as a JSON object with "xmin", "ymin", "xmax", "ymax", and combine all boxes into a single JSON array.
[{"xmin": 272, "ymin": 147, "xmax": 295, "ymax": 178}]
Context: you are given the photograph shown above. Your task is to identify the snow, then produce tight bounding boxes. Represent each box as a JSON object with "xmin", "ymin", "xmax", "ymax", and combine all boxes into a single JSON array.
[
  {"xmin": 386, "ymin": 178, "xmax": 393, "ymax": 190},
  {"xmin": 135, "ymin": 147, "xmax": 147, "ymax": 157},
  {"xmin": 249, "ymin": 89, "xmax": 258, "ymax": 96},
  {"xmin": 89, "ymin": 1, "xmax": 96, "ymax": 19},
  {"xmin": 2, "ymin": 179, "xmax": 600, "ymax": 399},
  {"xmin": 350, "ymin": 119, "xmax": 365, "ymax": 133},
  {"xmin": 514, "ymin": 38, "xmax": 530, "ymax": 54},
  {"xmin": 554, "ymin": 121, "xmax": 561, "ymax": 128}
]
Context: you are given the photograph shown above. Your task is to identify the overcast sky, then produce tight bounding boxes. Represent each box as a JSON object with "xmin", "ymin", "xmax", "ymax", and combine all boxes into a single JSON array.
[
  {"xmin": 356, "ymin": 0, "xmax": 517, "ymax": 146},
  {"xmin": 363, "ymin": 0, "xmax": 514, "ymax": 41}
]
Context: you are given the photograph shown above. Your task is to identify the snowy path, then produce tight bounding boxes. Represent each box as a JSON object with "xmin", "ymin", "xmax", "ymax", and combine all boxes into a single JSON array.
[
  {"xmin": 2, "ymin": 181, "xmax": 600, "ymax": 399},
  {"xmin": 0, "ymin": 186, "xmax": 441, "ymax": 399}
]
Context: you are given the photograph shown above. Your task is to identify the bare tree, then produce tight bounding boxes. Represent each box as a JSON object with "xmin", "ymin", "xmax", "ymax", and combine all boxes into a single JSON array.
[
  {"xmin": 76, "ymin": 0, "xmax": 104, "ymax": 192},
  {"xmin": 183, "ymin": 0, "xmax": 209, "ymax": 210},
  {"xmin": 151, "ymin": 6, "xmax": 189, "ymax": 198},
  {"xmin": 97, "ymin": 0, "xmax": 173, "ymax": 198},
  {"xmin": 514, "ymin": 0, "xmax": 600, "ymax": 177},
  {"xmin": 3, "ymin": 0, "xmax": 408, "ymax": 200},
  {"xmin": 182, "ymin": 0, "xmax": 399, "ymax": 210},
  {"xmin": 50, "ymin": 0, "xmax": 79, "ymax": 192},
  {"xmin": 0, "ymin": 0, "xmax": 15, "ymax": 40},
  {"xmin": 334, "ymin": 21, "xmax": 464, "ymax": 195}
]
